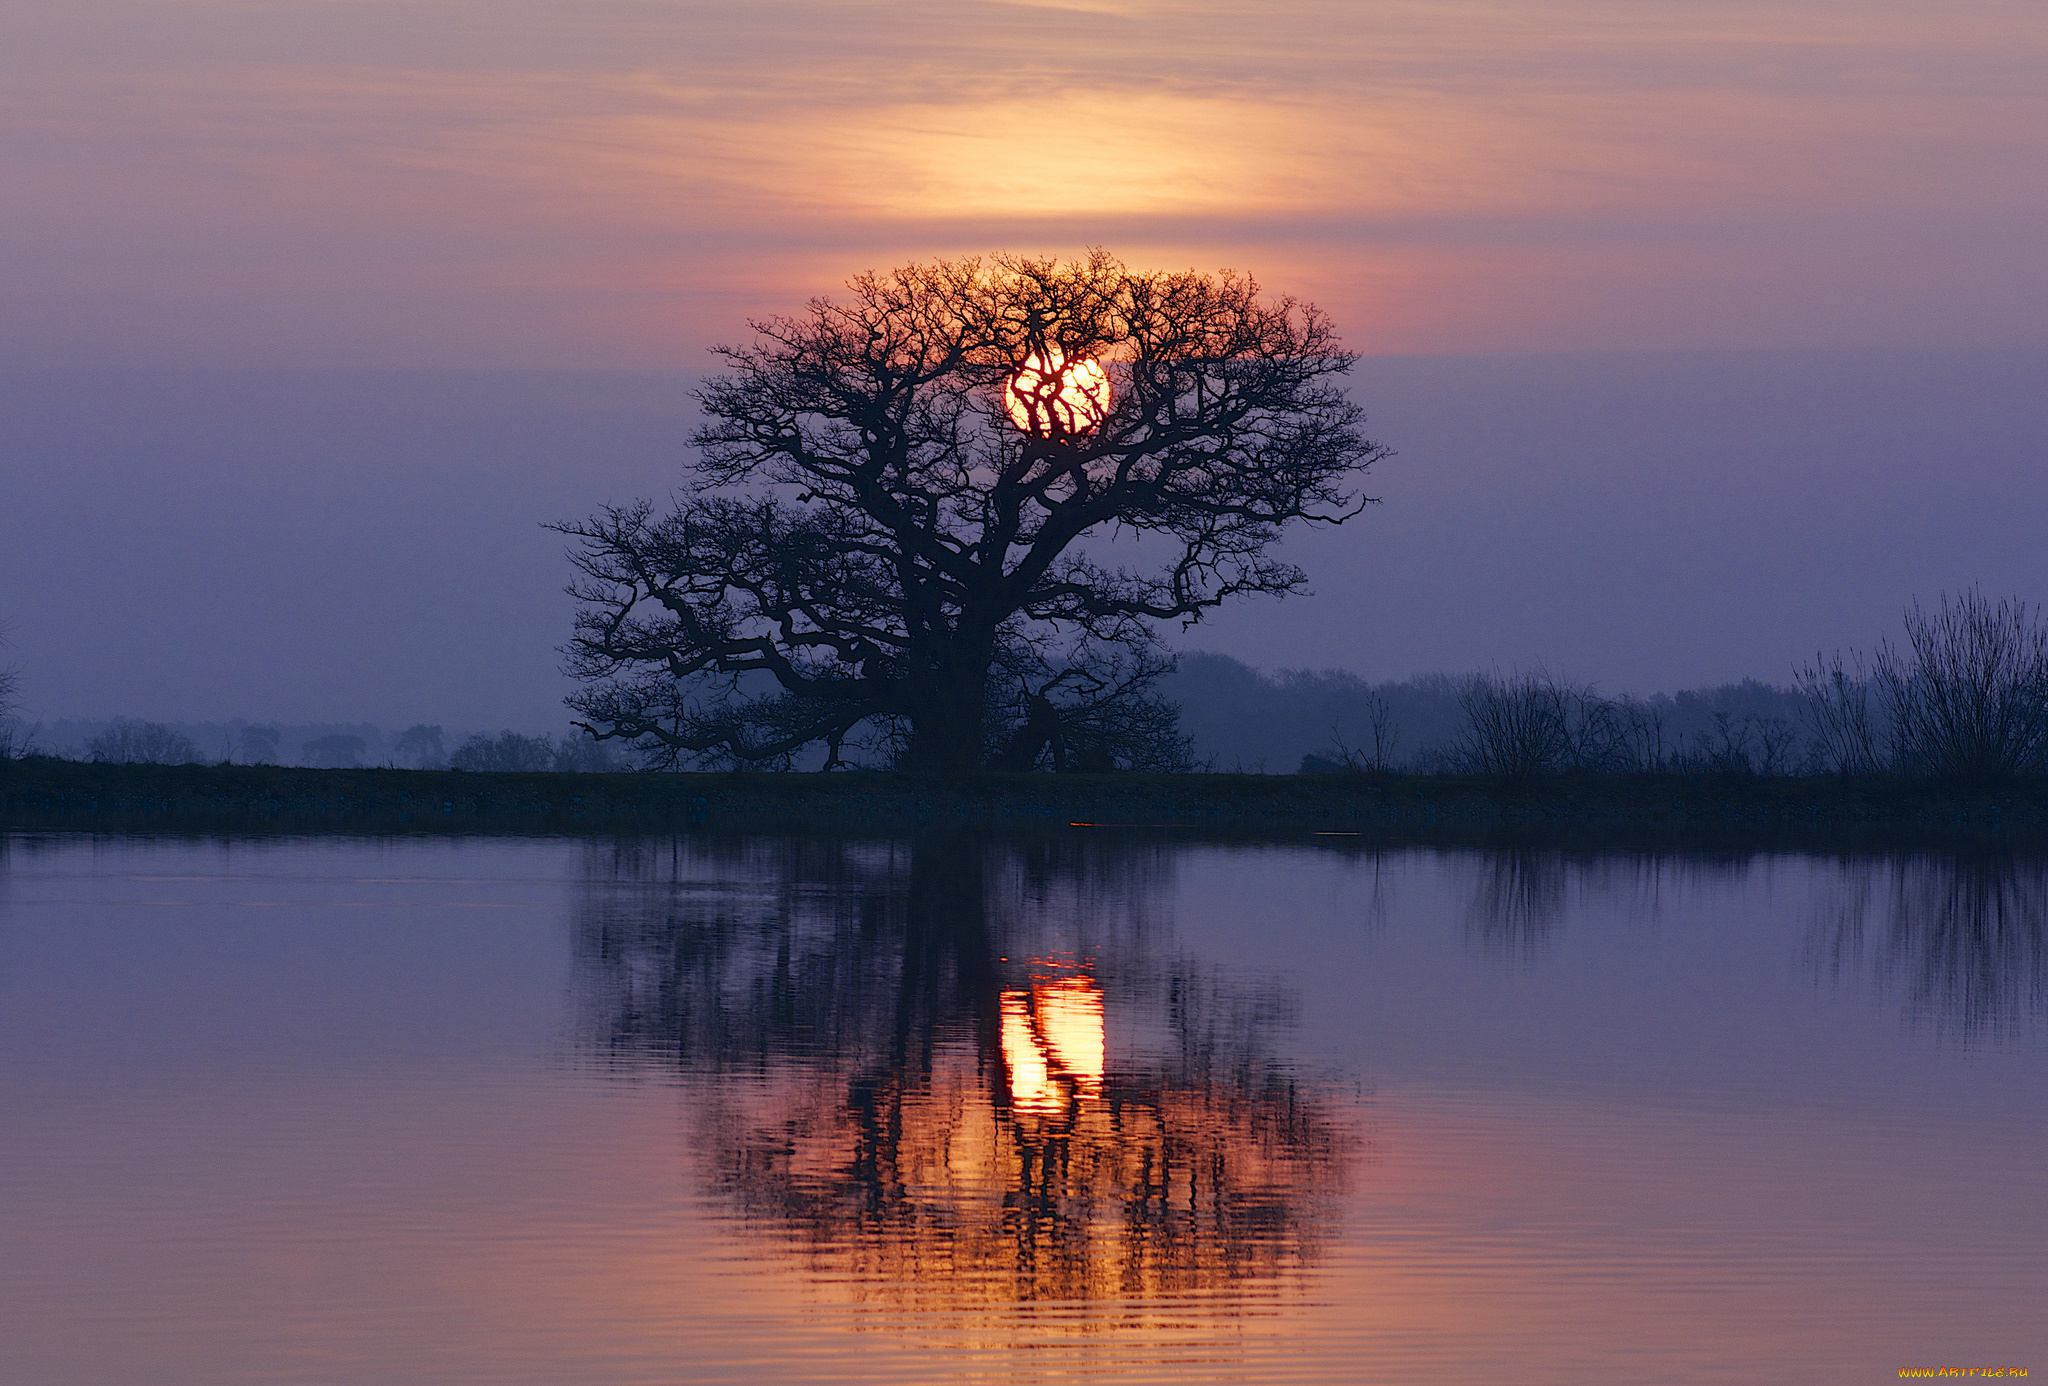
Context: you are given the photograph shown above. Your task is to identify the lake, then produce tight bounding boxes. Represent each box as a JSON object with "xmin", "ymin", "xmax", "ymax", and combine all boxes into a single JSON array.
[{"xmin": 2, "ymin": 832, "xmax": 2043, "ymax": 1384}]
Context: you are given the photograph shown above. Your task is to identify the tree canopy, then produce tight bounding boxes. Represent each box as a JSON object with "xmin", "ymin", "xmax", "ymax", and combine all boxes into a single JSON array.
[{"xmin": 554, "ymin": 251, "xmax": 1389, "ymax": 773}]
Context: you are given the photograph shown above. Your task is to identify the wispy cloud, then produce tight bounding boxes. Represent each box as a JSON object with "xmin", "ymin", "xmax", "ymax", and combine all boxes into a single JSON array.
[{"xmin": 4, "ymin": 0, "xmax": 2043, "ymax": 364}]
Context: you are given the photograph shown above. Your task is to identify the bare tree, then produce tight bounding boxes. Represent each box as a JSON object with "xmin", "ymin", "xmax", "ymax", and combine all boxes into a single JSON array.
[{"xmin": 554, "ymin": 252, "xmax": 1387, "ymax": 774}]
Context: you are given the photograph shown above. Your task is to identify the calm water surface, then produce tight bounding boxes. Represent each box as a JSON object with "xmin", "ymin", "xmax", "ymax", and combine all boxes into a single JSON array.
[{"xmin": 2, "ymin": 833, "xmax": 2044, "ymax": 1384}]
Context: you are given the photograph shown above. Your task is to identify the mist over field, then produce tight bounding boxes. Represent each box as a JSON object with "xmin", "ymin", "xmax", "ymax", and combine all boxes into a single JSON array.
[{"xmin": 19, "ymin": 658, "xmax": 1810, "ymax": 777}]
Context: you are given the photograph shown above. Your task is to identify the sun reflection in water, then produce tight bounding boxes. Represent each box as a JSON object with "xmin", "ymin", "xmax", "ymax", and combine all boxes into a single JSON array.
[
  {"xmin": 575, "ymin": 840, "xmax": 1349, "ymax": 1314},
  {"xmin": 1033, "ymin": 975, "xmax": 1105, "ymax": 1098},
  {"xmin": 999, "ymin": 969, "xmax": 1107, "ymax": 1115},
  {"xmin": 999, "ymin": 988, "xmax": 1062, "ymax": 1115}
]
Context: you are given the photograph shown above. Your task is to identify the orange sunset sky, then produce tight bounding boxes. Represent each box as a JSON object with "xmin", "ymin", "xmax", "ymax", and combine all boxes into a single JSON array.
[{"xmin": 6, "ymin": 0, "xmax": 2045, "ymax": 367}]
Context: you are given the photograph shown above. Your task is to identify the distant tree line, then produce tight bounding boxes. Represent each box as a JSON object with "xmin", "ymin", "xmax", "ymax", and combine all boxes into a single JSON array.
[
  {"xmin": 1167, "ymin": 658, "xmax": 1813, "ymax": 777},
  {"xmin": 442, "ymin": 730, "xmax": 627, "ymax": 773},
  {"xmin": 5, "ymin": 718, "xmax": 629, "ymax": 772},
  {"xmin": 84, "ymin": 719, "xmax": 205, "ymax": 766},
  {"xmin": 9, "ymin": 591, "xmax": 2044, "ymax": 781},
  {"xmin": 1271, "ymin": 589, "xmax": 2048, "ymax": 781}
]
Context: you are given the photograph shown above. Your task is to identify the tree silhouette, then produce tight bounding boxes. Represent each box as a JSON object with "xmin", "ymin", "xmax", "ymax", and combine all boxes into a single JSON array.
[{"xmin": 553, "ymin": 252, "xmax": 1387, "ymax": 773}]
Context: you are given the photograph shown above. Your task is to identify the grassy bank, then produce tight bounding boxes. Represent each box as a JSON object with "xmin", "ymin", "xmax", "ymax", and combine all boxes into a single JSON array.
[{"xmin": 5, "ymin": 758, "xmax": 2048, "ymax": 846}]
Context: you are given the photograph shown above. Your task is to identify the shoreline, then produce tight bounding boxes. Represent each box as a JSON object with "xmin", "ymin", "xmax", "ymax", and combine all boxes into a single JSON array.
[{"xmin": 4, "ymin": 760, "xmax": 2048, "ymax": 848}]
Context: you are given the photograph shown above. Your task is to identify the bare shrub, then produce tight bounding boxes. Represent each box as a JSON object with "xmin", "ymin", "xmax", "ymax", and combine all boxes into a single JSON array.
[
  {"xmin": 448, "ymin": 731, "xmax": 629, "ymax": 773},
  {"xmin": 86, "ymin": 719, "xmax": 200, "ymax": 765},
  {"xmin": 1803, "ymin": 591, "xmax": 2048, "ymax": 779},
  {"xmin": 1795, "ymin": 652, "xmax": 1885, "ymax": 775},
  {"xmin": 0, "ymin": 670, "xmax": 21, "ymax": 761},
  {"xmin": 1566, "ymin": 692, "xmax": 1635, "ymax": 772},
  {"xmin": 1668, "ymin": 710, "xmax": 1803, "ymax": 776},
  {"xmin": 1877, "ymin": 590, "xmax": 2048, "ymax": 779},
  {"xmin": 1304, "ymin": 692, "xmax": 1399, "ymax": 774},
  {"xmin": 1750, "ymin": 715, "xmax": 1802, "ymax": 775},
  {"xmin": 1611, "ymin": 696, "xmax": 1669, "ymax": 773},
  {"xmin": 1450, "ymin": 672, "xmax": 1593, "ymax": 777},
  {"xmin": 0, "ymin": 620, "xmax": 22, "ymax": 761},
  {"xmin": 450, "ymin": 732, "xmax": 558, "ymax": 773},
  {"xmin": 1452, "ymin": 673, "xmax": 1568, "ymax": 777},
  {"xmin": 1451, "ymin": 673, "xmax": 1739, "ymax": 777}
]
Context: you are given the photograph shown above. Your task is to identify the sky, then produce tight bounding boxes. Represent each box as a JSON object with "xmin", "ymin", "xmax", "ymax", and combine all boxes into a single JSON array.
[{"xmin": 2, "ymin": 0, "xmax": 2045, "ymax": 728}]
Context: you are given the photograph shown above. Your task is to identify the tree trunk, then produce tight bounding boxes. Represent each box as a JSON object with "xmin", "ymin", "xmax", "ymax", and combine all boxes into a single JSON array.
[{"xmin": 900, "ymin": 654, "xmax": 990, "ymax": 775}]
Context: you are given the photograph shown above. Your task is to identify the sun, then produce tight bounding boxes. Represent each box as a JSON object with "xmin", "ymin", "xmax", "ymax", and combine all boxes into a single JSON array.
[{"xmin": 1005, "ymin": 346, "xmax": 1111, "ymax": 438}]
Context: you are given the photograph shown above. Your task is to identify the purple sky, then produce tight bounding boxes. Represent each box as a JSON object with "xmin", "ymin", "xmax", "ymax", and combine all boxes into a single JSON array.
[{"xmin": 2, "ymin": 1, "xmax": 2044, "ymax": 727}]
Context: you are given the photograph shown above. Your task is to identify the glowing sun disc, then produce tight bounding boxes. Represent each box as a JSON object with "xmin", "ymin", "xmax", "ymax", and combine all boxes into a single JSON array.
[{"xmin": 1005, "ymin": 347, "xmax": 1110, "ymax": 438}]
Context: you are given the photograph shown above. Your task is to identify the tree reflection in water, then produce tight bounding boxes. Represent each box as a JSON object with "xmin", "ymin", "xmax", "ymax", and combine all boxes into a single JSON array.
[
  {"xmin": 1462, "ymin": 849, "xmax": 1568, "ymax": 957},
  {"xmin": 1811, "ymin": 854, "xmax": 2048, "ymax": 1041},
  {"xmin": 571, "ymin": 835, "xmax": 1348, "ymax": 1305}
]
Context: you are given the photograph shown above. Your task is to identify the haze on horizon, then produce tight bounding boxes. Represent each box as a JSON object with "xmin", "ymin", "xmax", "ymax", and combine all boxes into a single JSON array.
[{"xmin": 2, "ymin": 0, "xmax": 2043, "ymax": 730}]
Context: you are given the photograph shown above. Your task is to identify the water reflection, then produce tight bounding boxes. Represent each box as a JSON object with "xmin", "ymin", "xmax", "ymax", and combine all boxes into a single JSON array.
[
  {"xmin": 1811, "ymin": 853, "xmax": 2048, "ymax": 1041},
  {"xmin": 1454, "ymin": 850, "xmax": 1773, "ymax": 958},
  {"xmin": 572, "ymin": 835, "xmax": 1347, "ymax": 1305},
  {"xmin": 1462, "ymin": 849, "xmax": 1568, "ymax": 957}
]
